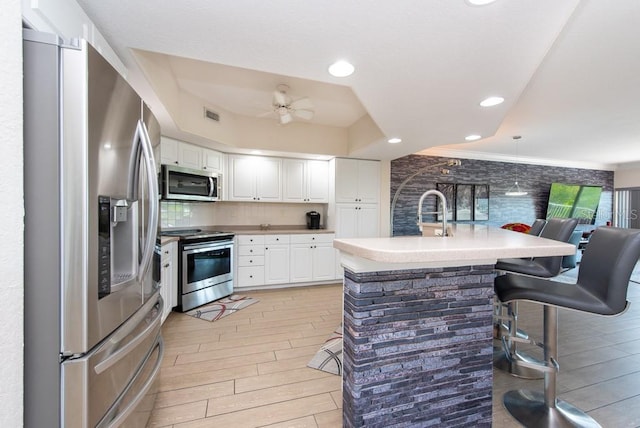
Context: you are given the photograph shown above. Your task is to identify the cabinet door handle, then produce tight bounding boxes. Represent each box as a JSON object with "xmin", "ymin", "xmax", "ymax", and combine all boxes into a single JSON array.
[{"xmin": 163, "ymin": 263, "xmax": 169, "ymax": 268}]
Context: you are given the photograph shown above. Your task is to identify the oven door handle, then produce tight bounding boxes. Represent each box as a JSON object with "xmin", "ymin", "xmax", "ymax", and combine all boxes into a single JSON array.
[{"xmin": 183, "ymin": 242, "xmax": 233, "ymax": 252}]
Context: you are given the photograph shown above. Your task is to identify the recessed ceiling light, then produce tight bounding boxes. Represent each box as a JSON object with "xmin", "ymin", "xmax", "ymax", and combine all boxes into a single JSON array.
[
  {"xmin": 466, "ymin": 0, "xmax": 497, "ymax": 6},
  {"xmin": 388, "ymin": 137, "xmax": 402, "ymax": 144},
  {"xmin": 251, "ymin": 150, "xmax": 262, "ymax": 155},
  {"xmin": 480, "ymin": 96, "xmax": 505, "ymax": 107},
  {"xmin": 328, "ymin": 60, "xmax": 355, "ymax": 77},
  {"xmin": 465, "ymin": 135, "xmax": 482, "ymax": 141}
]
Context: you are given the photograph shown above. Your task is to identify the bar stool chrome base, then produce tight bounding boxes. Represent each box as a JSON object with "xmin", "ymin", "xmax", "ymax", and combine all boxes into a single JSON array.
[
  {"xmin": 493, "ymin": 347, "xmax": 544, "ymax": 379},
  {"xmin": 503, "ymin": 389, "xmax": 602, "ymax": 428}
]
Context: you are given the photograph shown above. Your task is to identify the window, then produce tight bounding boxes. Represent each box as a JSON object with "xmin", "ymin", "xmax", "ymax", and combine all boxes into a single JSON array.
[{"xmin": 437, "ymin": 183, "xmax": 489, "ymax": 222}]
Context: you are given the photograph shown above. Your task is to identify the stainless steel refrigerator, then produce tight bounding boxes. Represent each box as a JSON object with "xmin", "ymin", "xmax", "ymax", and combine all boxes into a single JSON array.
[{"xmin": 23, "ymin": 29, "xmax": 163, "ymax": 427}]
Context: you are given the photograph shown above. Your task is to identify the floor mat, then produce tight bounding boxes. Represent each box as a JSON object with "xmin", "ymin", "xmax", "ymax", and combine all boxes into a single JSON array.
[
  {"xmin": 183, "ymin": 294, "xmax": 258, "ymax": 322},
  {"xmin": 307, "ymin": 324, "xmax": 343, "ymax": 375}
]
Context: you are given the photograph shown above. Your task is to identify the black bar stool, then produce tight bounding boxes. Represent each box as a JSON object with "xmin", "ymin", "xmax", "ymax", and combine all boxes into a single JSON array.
[
  {"xmin": 495, "ymin": 226, "xmax": 640, "ymax": 428},
  {"xmin": 494, "ymin": 218, "xmax": 577, "ymax": 378},
  {"xmin": 529, "ymin": 218, "xmax": 548, "ymax": 237}
]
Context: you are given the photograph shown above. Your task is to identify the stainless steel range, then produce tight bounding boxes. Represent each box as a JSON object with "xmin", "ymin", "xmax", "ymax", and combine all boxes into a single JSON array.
[{"xmin": 162, "ymin": 229, "xmax": 235, "ymax": 311}]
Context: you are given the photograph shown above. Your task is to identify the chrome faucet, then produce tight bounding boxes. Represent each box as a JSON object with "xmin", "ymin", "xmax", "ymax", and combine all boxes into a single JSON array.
[{"xmin": 417, "ymin": 189, "xmax": 449, "ymax": 236}]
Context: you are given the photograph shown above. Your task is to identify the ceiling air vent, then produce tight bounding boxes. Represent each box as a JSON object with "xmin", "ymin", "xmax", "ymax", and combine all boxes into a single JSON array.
[{"xmin": 204, "ymin": 108, "xmax": 220, "ymax": 122}]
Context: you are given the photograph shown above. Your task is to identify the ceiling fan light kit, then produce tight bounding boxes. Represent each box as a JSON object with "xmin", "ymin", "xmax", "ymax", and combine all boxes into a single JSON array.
[{"xmin": 260, "ymin": 84, "xmax": 315, "ymax": 125}]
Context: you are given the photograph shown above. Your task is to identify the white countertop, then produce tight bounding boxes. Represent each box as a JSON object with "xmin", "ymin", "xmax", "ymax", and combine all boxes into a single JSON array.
[{"xmin": 333, "ymin": 224, "xmax": 576, "ymax": 271}]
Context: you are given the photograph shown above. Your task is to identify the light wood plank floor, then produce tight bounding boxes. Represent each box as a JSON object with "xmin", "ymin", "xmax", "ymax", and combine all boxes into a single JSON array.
[
  {"xmin": 148, "ymin": 276, "xmax": 640, "ymax": 427},
  {"xmin": 148, "ymin": 284, "xmax": 344, "ymax": 428}
]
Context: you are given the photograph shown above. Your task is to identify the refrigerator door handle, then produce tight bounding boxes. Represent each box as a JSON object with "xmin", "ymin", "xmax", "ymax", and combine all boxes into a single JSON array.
[
  {"xmin": 94, "ymin": 294, "xmax": 161, "ymax": 375},
  {"xmin": 97, "ymin": 336, "xmax": 164, "ymax": 428},
  {"xmin": 138, "ymin": 120, "xmax": 159, "ymax": 280},
  {"xmin": 127, "ymin": 119, "xmax": 159, "ymax": 282}
]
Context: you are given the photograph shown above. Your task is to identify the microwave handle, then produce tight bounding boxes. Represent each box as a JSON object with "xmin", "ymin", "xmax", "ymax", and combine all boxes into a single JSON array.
[{"xmin": 208, "ymin": 176, "xmax": 215, "ymax": 198}]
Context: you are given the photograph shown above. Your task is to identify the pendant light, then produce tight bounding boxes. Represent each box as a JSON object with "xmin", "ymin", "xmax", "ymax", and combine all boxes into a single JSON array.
[{"xmin": 505, "ymin": 136, "xmax": 528, "ymax": 196}]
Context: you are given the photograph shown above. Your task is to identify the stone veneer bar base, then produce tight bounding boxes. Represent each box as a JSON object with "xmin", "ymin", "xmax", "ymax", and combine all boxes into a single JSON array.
[{"xmin": 342, "ymin": 264, "xmax": 496, "ymax": 427}]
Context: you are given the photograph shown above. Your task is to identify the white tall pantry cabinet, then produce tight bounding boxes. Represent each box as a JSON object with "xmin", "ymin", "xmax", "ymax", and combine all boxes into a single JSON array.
[{"xmin": 331, "ymin": 158, "xmax": 381, "ymax": 239}]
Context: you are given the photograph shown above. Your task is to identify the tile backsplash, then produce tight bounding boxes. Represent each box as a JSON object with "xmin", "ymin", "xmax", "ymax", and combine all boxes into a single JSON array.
[{"xmin": 161, "ymin": 201, "xmax": 327, "ymax": 229}]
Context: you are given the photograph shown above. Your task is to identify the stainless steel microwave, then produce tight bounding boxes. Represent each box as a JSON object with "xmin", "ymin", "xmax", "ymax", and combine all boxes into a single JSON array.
[{"xmin": 162, "ymin": 164, "xmax": 220, "ymax": 202}]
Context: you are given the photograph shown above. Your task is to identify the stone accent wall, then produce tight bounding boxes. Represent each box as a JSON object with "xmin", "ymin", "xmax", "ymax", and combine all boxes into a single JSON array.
[
  {"xmin": 391, "ymin": 155, "xmax": 614, "ymax": 236},
  {"xmin": 342, "ymin": 265, "xmax": 495, "ymax": 427}
]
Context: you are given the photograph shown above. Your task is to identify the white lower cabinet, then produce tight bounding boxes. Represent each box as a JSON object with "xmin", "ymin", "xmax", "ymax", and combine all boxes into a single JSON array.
[
  {"xmin": 290, "ymin": 234, "xmax": 336, "ymax": 283},
  {"xmin": 160, "ymin": 241, "xmax": 177, "ymax": 323},
  {"xmin": 236, "ymin": 235, "xmax": 265, "ymax": 288},
  {"xmin": 235, "ymin": 233, "xmax": 335, "ymax": 288},
  {"xmin": 264, "ymin": 235, "xmax": 290, "ymax": 284}
]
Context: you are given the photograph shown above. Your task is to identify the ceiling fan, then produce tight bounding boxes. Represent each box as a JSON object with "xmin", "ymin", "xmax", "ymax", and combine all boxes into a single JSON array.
[{"xmin": 259, "ymin": 84, "xmax": 314, "ymax": 125}]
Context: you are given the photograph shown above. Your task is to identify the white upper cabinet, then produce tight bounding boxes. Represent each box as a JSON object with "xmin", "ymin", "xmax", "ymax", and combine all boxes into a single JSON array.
[
  {"xmin": 160, "ymin": 137, "xmax": 224, "ymax": 173},
  {"xmin": 283, "ymin": 159, "xmax": 329, "ymax": 203},
  {"xmin": 335, "ymin": 158, "xmax": 380, "ymax": 203},
  {"xmin": 228, "ymin": 155, "xmax": 282, "ymax": 202},
  {"xmin": 202, "ymin": 148, "xmax": 223, "ymax": 172},
  {"xmin": 160, "ymin": 137, "xmax": 179, "ymax": 165},
  {"xmin": 179, "ymin": 144, "xmax": 202, "ymax": 170}
]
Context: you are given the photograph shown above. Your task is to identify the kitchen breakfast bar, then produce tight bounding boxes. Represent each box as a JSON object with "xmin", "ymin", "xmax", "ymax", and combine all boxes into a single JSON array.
[{"xmin": 333, "ymin": 224, "xmax": 575, "ymax": 427}]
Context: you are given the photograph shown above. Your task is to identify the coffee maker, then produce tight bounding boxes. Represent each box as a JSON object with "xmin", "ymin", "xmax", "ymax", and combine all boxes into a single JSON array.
[{"xmin": 306, "ymin": 211, "xmax": 321, "ymax": 229}]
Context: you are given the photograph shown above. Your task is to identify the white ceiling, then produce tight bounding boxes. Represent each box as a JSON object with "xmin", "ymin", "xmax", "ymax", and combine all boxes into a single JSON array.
[{"xmin": 75, "ymin": 0, "xmax": 640, "ymax": 170}]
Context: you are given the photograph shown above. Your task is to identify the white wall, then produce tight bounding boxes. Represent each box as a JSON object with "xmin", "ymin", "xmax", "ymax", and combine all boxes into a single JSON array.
[
  {"xmin": 161, "ymin": 201, "xmax": 328, "ymax": 229},
  {"xmin": 615, "ymin": 163, "xmax": 640, "ymax": 189},
  {"xmin": 0, "ymin": 0, "xmax": 25, "ymax": 426}
]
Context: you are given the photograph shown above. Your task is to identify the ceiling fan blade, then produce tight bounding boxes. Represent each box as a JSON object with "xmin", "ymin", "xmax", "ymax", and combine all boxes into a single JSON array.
[
  {"xmin": 293, "ymin": 109, "xmax": 314, "ymax": 120},
  {"xmin": 280, "ymin": 112, "xmax": 293, "ymax": 124},
  {"xmin": 290, "ymin": 97, "xmax": 313, "ymax": 110},
  {"xmin": 257, "ymin": 110, "xmax": 276, "ymax": 118},
  {"xmin": 273, "ymin": 90, "xmax": 288, "ymax": 106}
]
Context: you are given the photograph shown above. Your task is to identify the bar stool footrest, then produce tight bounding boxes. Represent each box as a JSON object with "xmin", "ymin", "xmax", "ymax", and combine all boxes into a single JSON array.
[{"xmin": 494, "ymin": 347, "xmax": 545, "ymax": 379}]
